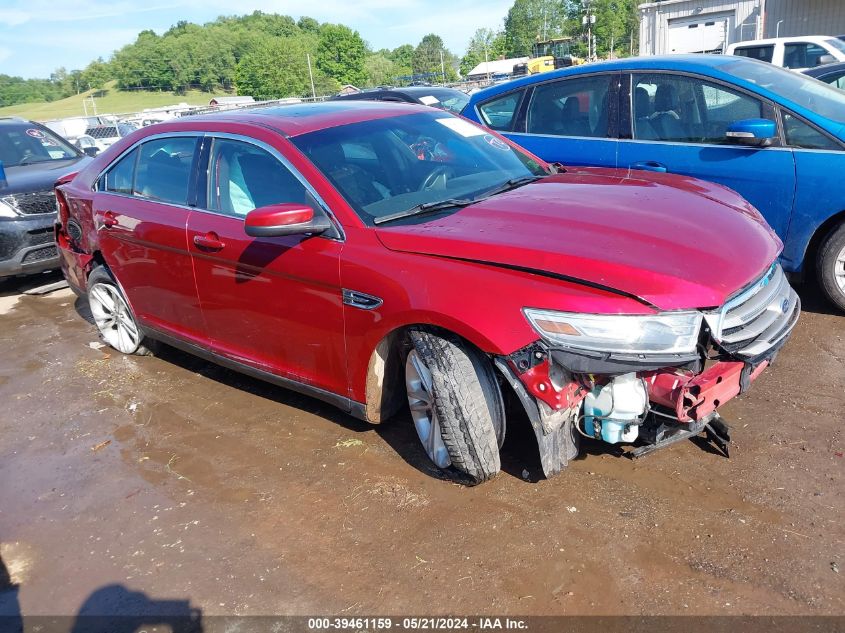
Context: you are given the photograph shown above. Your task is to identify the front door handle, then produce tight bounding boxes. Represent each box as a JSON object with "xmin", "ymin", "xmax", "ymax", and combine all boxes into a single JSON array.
[
  {"xmin": 101, "ymin": 211, "xmax": 118, "ymax": 228},
  {"xmin": 630, "ymin": 161, "xmax": 668, "ymax": 173},
  {"xmin": 193, "ymin": 232, "xmax": 225, "ymax": 251}
]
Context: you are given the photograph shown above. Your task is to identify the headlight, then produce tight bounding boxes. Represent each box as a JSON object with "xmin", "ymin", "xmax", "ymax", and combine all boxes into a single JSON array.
[
  {"xmin": 0, "ymin": 198, "xmax": 18, "ymax": 218},
  {"xmin": 523, "ymin": 308, "xmax": 703, "ymax": 355}
]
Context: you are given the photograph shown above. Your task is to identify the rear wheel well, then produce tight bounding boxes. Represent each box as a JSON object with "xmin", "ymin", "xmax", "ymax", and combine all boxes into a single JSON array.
[{"xmin": 803, "ymin": 210, "xmax": 845, "ymax": 282}]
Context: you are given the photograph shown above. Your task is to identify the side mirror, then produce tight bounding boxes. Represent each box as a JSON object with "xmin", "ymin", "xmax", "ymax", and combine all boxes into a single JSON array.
[
  {"xmin": 818, "ymin": 54, "xmax": 837, "ymax": 66},
  {"xmin": 726, "ymin": 118, "xmax": 777, "ymax": 147},
  {"xmin": 244, "ymin": 203, "xmax": 332, "ymax": 237},
  {"xmin": 82, "ymin": 147, "xmax": 99, "ymax": 157}
]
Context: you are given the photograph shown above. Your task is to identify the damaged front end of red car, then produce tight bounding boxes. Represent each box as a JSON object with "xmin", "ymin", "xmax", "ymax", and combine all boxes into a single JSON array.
[{"xmin": 496, "ymin": 262, "xmax": 800, "ymax": 478}]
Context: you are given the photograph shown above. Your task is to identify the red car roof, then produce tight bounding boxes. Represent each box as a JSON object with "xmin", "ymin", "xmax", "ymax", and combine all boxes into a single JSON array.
[{"xmin": 181, "ymin": 101, "xmax": 433, "ymax": 137}]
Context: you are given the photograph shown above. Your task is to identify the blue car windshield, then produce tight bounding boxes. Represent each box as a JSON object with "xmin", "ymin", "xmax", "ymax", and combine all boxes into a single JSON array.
[
  {"xmin": 291, "ymin": 111, "xmax": 546, "ymax": 225},
  {"xmin": 722, "ymin": 58, "xmax": 845, "ymax": 123}
]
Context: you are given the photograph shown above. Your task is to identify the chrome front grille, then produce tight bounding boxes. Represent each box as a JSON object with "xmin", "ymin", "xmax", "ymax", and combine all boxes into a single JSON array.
[
  {"xmin": 1, "ymin": 191, "xmax": 57, "ymax": 216},
  {"xmin": 708, "ymin": 264, "xmax": 800, "ymax": 358}
]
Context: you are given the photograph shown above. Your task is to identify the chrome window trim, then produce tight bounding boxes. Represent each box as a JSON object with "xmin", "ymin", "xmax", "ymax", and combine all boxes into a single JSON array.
[
  {"xmin": 508, "ymin": 131, "xmax": 619, "ymax": 142},
  {"xmin": 93, "ymin": 131, "xmax": 201, "ymax": 195},
  {"xmin": 619, "ymin": 139, "xmax": 793, "ymax": 151},
  {"xmin": 92, "ymin": 130, "xmax": 346, "ymax": 242}
]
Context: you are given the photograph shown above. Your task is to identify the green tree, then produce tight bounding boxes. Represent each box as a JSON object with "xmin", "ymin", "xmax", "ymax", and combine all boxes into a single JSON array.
[
  {"xmin": 364, "ymin": 53, "xmax": 399, "ymax": 87},
  {"xmin": 297, "ymin": 16, "xmax": 321, "ymax": 35},
  {"xmin": 460, "ymin": 28, "xmax": 507, "ymax": 75},
  {"xmin": 316, "ymin": 24, "xmax": 368, "ymax": 87},
  {"xmin": 503, "ymin": 0, "xmax": 567, "ymax": 56},
  {"xmin": 388, "ymin": 44, "xmax": 414, "ymax": 81},
  {"xmin": 236, "ymin": 35, "xmax": 337, "ymax": 99},
  {"xmin": 412, "ymin": 34, "xmax": 458, "ymax": 81},
  {"xmin": 80, "ymin": 58, "xmax": 113, "ymax": 90}
]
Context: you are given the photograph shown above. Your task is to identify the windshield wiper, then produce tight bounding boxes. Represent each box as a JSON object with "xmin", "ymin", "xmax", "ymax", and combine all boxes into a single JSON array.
[
  {"xmin": 374, "ymin": 198, "xmax": 474, "ymax": 225},
  {"xmin": 479, "ymin": 174, "xmax": 545, "ymax": 199}
]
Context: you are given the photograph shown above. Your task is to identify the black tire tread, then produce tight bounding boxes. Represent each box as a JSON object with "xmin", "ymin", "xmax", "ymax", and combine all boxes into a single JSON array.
[
  {"xmin": 817, "ymin": 222, "xmax": 845, "ymax": 312},
  {"xmin": 409, "ymin": 329, "xmax": 502, "ymax": 484}
]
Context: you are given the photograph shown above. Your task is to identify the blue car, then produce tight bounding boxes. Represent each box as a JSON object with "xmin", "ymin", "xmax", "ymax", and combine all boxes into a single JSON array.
[{"xmin": 462, "ymin": 55, "xmax": 845, "ymax": 311}]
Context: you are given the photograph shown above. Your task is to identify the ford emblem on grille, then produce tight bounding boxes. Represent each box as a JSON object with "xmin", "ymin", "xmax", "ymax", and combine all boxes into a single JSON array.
[{"xmin": 781, "ymin": 298, "xmax": 790, "ymax": 314}]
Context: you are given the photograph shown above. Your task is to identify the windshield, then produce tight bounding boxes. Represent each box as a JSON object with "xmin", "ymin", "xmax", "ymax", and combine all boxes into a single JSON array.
[
  {"xmin": 721, "ymin": 58, "xmax": 845, "ymax": 123},
  {"xmin": 825, "ymin": 37, "xmax": 845, "ymax": 55},
  {"xmin": 0, "ymin": 124, "xmax": 79, "ymax": 167},
  {"xmin": 291, "ymin": 111, "xmax": 546, "ymax": 225},
  {"xmin": 417, "ymin": 89, "xmax": 470, "ymax": 113}
]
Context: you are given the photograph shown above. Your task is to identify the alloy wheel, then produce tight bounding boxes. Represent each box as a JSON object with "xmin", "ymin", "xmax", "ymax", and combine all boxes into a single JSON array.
[
  {"xmin": 405, "ymin": 349, "xmax": 451, "ymax": 469},
  {"xmin": 835, "ymin": 244, "xmax": 845, "ymax": 292},
  {"xmin": 88, "ymin": 282, "xmax": 142, "ymax": 354}
]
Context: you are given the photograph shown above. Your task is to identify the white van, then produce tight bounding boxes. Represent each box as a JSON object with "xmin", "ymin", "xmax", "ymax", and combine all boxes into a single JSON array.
[{"xmin": 726, "ymin": 36, "xmax": 845, "ymax": 72}]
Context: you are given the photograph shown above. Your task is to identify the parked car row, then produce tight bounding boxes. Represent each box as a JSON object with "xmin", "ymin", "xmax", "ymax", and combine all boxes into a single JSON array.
[{"xmin": 0, "ymin": 117, "xmax": 90, "ymax": 276}]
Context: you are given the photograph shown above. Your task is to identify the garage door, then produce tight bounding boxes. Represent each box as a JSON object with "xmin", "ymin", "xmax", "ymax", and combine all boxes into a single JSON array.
[{"xmin": 667, "ymin": 16, "xmax": 728, "ymax": 54}]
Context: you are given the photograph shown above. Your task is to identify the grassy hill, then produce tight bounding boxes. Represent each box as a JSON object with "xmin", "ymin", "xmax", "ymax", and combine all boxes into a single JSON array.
[{"xmin": 0, "ymin": 81, "xmax": 225, "ymax": 121}]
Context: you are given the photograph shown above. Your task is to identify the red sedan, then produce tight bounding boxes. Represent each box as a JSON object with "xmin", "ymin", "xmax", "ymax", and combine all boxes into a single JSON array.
[{"xmin": 54, "ymin": 102, "xmax": 799, "ymax": 484}]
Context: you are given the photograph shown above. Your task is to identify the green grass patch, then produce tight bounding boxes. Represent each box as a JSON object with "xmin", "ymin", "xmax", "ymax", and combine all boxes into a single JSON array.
[{"xmin": 0, "ymin": 81, "xmax": 228, "ymax": 121}]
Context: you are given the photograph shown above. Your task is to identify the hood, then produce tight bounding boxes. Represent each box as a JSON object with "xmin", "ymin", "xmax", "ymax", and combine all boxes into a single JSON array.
[
  {"xmin": 375, "ymin": 168, "xmax": 781, "ymax": 311},
  {"xmin": 1, "ymin": 157, "xmax": 91, "ymax": 195}
]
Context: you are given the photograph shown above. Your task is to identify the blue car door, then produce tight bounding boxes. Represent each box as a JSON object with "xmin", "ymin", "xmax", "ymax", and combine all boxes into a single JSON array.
[
  {"xmin": 476, "ymin": 72, "xmax": 620, "ymax": 167},
  {"xmin": 778, "ymin": 111, "xmax": 845, "ymax": 273},
  {"xmin": 617, "ymin": 71, "xmax": 796, "ymax": 242}
]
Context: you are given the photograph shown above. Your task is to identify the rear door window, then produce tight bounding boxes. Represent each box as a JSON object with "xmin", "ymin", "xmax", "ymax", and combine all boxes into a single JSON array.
[
  {"xmin": 526, "ymin": 74, "xmax": 613, "ymax": 137},
  {"xmin": 477, "ymin": 91, "xmax": 524, "ymax": 132},
  {"xmin": 733, "ymin": 45, "xmax": 774, "ymax": 62},
  {"xmin": 133, "ymin": 137, "xmax": 198, "ymax": 206}
]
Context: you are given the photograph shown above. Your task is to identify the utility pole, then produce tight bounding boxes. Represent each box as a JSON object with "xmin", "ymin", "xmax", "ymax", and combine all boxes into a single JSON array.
[
  {"xmin": 306, "ymin": 53, "xmax": 316, "ymax": 98},
  {"xmin": 583, "ymin": 1, "xmax": 596, "ymax": 62},
  {"xmin": 440, "ymin": 49, "xmax": 446, "ymax": 84},
  {"xmin": 484, "ymin": 45, "xmax": 491, "ymax": 83}
]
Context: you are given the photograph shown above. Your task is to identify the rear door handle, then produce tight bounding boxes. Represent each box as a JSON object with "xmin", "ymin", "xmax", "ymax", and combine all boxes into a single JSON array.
[
  {"xmin": 193, "ymin": 232, "xmax": 225, "ymax": 251},
  {"xmin": 630, "ymin": 161, "xmax": 668, "ymax": 173}
]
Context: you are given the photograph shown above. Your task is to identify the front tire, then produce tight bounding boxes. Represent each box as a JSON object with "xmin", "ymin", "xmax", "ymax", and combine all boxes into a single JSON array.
[
  {"xmin": 817, "ymin": 222, "xmax": 845, "ymax": 312},
  {"xmin": 87, "ymin": 266, "xmax": 148, "ymax": 355},
  {"xmin": 406, "ymin": 329, "xmax": 504, "ymax": 484}
]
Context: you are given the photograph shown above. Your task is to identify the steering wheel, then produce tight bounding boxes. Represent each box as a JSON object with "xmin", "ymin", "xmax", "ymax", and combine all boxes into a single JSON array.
[{"xmin": 420, "ymin": 165, "xmax": 453, "ymax": 191}]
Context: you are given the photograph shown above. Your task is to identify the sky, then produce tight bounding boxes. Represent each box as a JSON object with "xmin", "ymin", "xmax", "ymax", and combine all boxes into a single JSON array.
[{"xmin": 0, "ymin": 0, "xmax": 514, "ymax": 79}]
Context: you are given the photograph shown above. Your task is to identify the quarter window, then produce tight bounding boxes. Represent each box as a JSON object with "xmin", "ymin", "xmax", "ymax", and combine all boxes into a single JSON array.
[
  {"xmin": 526, "ymin": 75, "xmax": 613, "ymax": 137},
  {"xmin": 631, "ymin": 73, "xmax": 762, "ymax": 143},
  {"xmin": 477, "ymin": 91, "xmax": 523, "ymax": 132},
  {"xmin": 133, "ymin": 137, "xmax": 197, "ymax": 206},
  {"xmin": 103, "ymin": 148, "xmax": 138, "ymax": 194},
  {"xmin": 206, "ymin": 139, "xmax": 313, "ymax": 217},
  {"xmin": 783, "ymin": 113, "xmax": 840, "ymax": 150}
]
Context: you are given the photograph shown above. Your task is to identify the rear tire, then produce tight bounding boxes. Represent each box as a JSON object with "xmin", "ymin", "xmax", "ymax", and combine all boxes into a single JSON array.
[
  {"xmin": 817, "ymin": 222, "xmax": 845, "ymax": 312},
  {"xmin": 406, "ymin": 329, "xmax": 504, "ymax": 484},
  {"xmin": 87, "ymin": 266, "xmax": 149, "ymax": 355}
]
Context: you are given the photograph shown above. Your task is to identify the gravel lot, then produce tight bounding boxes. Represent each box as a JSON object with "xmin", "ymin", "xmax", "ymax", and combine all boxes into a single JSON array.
[{"xmin": 0, "ymin": 271, "xmax": 842, "ymax": 622}]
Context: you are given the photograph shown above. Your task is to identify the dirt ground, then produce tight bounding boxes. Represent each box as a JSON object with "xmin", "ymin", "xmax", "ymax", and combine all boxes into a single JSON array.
[{"xmin": 0, "ymin": 270, "xmax": 842, "ymax": 622}]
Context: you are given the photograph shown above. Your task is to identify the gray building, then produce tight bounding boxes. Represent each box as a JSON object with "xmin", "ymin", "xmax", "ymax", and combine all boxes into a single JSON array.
[{"xmin": 639, "ymin": 0, "xmax": 845, "ymax": 56}]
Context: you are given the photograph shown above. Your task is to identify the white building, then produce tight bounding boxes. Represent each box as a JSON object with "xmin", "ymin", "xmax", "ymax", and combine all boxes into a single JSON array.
[
  {"xmin": 639, "ymin": 0, "xmax": 845, "ymax": 56},
  {"xmin": 466, "ymin": 57, "xmax": 529, "ymax": 79}
]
